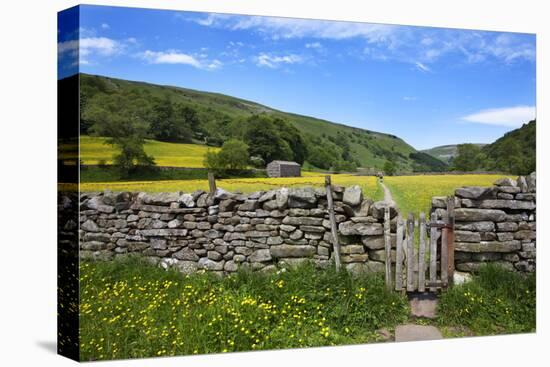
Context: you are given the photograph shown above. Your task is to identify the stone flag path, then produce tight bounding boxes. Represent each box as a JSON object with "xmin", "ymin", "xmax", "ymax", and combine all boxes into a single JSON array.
[{"xmin": 377, "ymin": 179, "xmax": 444, "ymax": 342}]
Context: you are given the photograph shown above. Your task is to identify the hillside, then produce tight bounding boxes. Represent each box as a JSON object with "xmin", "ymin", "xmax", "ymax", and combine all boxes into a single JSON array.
[
  {"xmin": 422, "ymin": 144, "xmax": 486, "ymax": 164},
  {"xmin": 481, "ymin": 120, "xmax": 535, "ymax": 174},
  {"xmin": 78, "ymin": 73, "xmax": 443, "ymax": 172}
]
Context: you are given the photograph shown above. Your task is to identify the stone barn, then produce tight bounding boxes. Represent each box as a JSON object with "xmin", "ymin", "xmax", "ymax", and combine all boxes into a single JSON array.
[{"xmin": 266, "ymin": 160, "xmax": 301, "ymax": 178}]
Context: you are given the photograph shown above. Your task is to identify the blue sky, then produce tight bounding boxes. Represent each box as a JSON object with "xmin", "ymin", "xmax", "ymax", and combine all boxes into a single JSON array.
[{"xmin": 58, "ymin": 5, "xmax": 536, "ymax": 150}]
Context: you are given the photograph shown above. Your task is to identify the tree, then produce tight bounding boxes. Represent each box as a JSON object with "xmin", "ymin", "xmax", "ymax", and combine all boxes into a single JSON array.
[
  {"xmin": 148, "ymin": 97, "xmax": 194, "ymax": 143},
  {"xmin": 85, "ymin": 93, "xmax": 155, "ymax": 176},
  {"xmin": 452, "ymin": 144, "xmax": 482, "ymax": 171},
  {"xmin": 383, "ymin": 160, "xmax": 397, "ymax": 176},
  {"xmin": 204, "ymin": 139, "xmax": 249, "ymax": 170},
  {"xmin": 244, "ymin": 115, "xmax": 293, "ymax": 163}
]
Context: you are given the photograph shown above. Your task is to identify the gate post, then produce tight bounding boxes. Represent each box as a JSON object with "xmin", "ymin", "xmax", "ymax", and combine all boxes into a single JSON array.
[{"xmin": 446, "ymin": 196, "xmax": 456, "ymax": 286}]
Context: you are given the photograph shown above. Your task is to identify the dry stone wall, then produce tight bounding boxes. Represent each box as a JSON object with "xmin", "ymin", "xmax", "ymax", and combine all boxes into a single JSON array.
[
  {"xmin": 431, "ymin": 172, "xmax": 536, "ymax": 273},
  {"xmin": 78, "ymin": 185, "xmax": 399, "ymax": 275}
]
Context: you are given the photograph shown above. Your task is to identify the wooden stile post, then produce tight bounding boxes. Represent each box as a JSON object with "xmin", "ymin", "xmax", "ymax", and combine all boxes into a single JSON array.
[
  {"xmin": 429, "ymin": 212, "xmax": 438, "ymax": 292},
  {"xmin": 447, "ymin": 196, "xmax": 456, "ymax": 287},
  {"xmin": 384, "ymin": 207, "xmax": 392, "ymax": 291},
  {"xmin": 325, "ymin": 176, "xmax": 341, "ymax": 272},
  {"xmin": 441, "ymin": 209, "xmax": 449, "ymax": 288},
  {"xmin": 395, "ymin": 215, "xmax": 404, "ymax": 291},
  {"xmin": 418, "ymin": 212, "xmax": 426, "ymax": 293},
  {"xmin": 406, "ymin": 213, "xmax": 415, "ymax": 292},
  {"xmin": 208, "ymin": 172, "xmax": 217, "ymax": 195}
]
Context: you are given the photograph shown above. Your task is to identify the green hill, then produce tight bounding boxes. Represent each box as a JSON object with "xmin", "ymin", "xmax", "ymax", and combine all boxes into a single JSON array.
[
  {"xmin": 422, "ymin": 144, "xmax": 486, "ymax": 164},
  {"xmin": 78, "ymin": 73, "xmax": 443, "ymax": 172},
  {"xmin": 481, "ymin": 120, "xmax": 535, "ymax": 174}
]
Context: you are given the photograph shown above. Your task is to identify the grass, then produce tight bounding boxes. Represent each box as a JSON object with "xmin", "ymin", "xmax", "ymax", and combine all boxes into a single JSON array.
[
  {"xmin": 384, "ymin": 174, "xmax": 512, "ymax": 216},
  {"xmin": 79, "ymin": 258, "xmax": 409, "ymax": 361},
  {"xmin": 78, "ymin": 173, "xmax": 384, "ymax": 201},
  {"xmin": 73, "ymin": 136, "xmax": 219, "ymax": 168},
  {"xmin": 437, "ymin": 265, "xmax": 536, "ymax": 335}
]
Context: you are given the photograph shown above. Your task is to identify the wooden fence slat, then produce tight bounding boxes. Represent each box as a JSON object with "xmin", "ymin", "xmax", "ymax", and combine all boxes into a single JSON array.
[
  {"xmin": 395, "ymin": 216, "xmax": 404, "ymax": 291},
  {"xmin": 418, "ymin": 212, "xmax": 426, "ymax": 292},
  {"xmin": 325, "ymin": 176, "xmax": 341, "ymax": 272},
  {"xmin": 429, "ymin": 212, "xmax": 438, "ymax": 292},
  {"xmin": 447, "ymin": 196, "xmax": 456, "ymax": 287},
  {"xmin": 406, "ymin": 213, "xmax": 415, "ymax": 292},
  {"xmin": 441, "ymin": 209, "xmax": 449, "ymax": 288},
  {"xmin": 384, "ymin": 207, "xmax": 392, "ymax": 291}
]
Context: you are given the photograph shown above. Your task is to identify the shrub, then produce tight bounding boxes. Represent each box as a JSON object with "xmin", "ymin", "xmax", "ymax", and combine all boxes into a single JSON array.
[{"xmin": 437, "ymin": 265, "xmax": 535, "ymax": 335}]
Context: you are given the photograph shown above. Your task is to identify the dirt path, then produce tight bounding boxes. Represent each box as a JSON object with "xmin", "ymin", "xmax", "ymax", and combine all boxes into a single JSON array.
[{"xmin": 378, "ymin": 180, "xmax": 394, "ymax": 204}]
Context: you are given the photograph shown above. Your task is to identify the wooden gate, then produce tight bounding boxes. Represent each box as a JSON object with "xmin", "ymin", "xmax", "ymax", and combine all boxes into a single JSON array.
[{"xmin": 383, "ymin": 197, "xmax": 455, "ymax": 293}]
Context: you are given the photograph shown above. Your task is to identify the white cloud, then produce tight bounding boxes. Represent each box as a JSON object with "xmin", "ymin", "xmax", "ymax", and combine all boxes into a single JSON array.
[
  {"xmin": 461, "ymin": 106, "xmax": 535, "ymax": 127},
  {"xmin": 414, "ymin": 62, "xmax": 431, "ymax": 72},
  {"xmin": 305, "ymin": 42, "xmax": 322, "ymax": 49},
  {"xmin": 255, "ymin": 53, "xmax": 303, "ymax": 68},
  {"xmin": 58, "ymin": 36, "xmax": 124, "ymax": 65},
  {"xmin": 101, "ymin": 23, "xmax": 110, "ymax": 30},
  {"xmin": 140, "ymin": 50, "xmax": 222, "ymax": 70},
  {"xmin": 403, "ymin": 96, "xmax": 417, "ymax": 101},
  {"xmin": 189, "ymin": 13, "xmax": 535, "ymax": 67}
]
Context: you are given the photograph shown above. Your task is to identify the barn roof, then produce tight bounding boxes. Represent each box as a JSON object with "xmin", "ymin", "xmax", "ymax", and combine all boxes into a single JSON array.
[{"xmin": 268, "ymin": 160, "xmax": 301, "ymax": 166}]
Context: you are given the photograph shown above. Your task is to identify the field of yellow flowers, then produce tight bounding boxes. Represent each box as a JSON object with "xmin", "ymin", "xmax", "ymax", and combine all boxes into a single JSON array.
[
  {"xmin": 79, "ymin": 258, "xmax": 409, "ymax": 361},
  {"xmin": 384, "ymin": 174, "xmax": 512, "ymax": 215},
  {"xmin": 78, "ymin": 173, "xmax": 384, "ymax": 201}
]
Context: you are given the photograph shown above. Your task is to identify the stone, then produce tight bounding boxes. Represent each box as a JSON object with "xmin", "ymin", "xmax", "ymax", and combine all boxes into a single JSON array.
[
  {"xmin": 290, "ymin": 230, "xmax": 303, "ymax": 240},
  {"xmin": 340, "ymin": 244, "xmax": 365, "ymax": 255},
  {"xmin": 233, "ymin": 254, "xmax": 246, "ymax": 263},
  {"xmin": 264, "ymin": 236, "xmax": 282, "ymax": 245},
  {"xmin": 224, "ymin": 260, "xmax": 238, "ymax": 272},
  {"xmin": 207, "ymin": 251, "xmax": 223, "ymax": 261},
  {"xmin": 343, "ymin": 185, "xmax": 363, "ymax": 206},
  {"xmin": 249, "ymin": 249, "xmax": 272, "ymax": 263},
  {"xmin": 514, "ymin": 230, "xmax": 536, "ymax": 240},
  {"xmin": 81, "ymin": 219, "xmax": 99, "ymax": 232},
  {"xmin": 515, "ymin": 261, "xmax": 535, "ymax": 272},
  {"xmin": 517, "ymin": 176, "xmax": 528, "ymax": 193},
  {"xmin": 472, "ymin": 252, "xmax": 502, "ymax": 261},
  {"xmin": 496, "ymin": 186, "xmax": 521, "ymax": 194},
  {"xmin": 83, "ymin": 232, "xmax": 111, "ymax": 242},
  {"xmin": 219, "ymin": 199, "xmax": 237, "ymax": 212},
  {"xmin": 496, "ymin": 222, "xmax": 519, "ymax": 232},
  {"xmin": 339, "ymin": 221, "xmax": 383, "ymax": 236},
  {"xmin": 167, "ymin": 219, "xmax": 181, "ymax": 229},
  {"xmin": 455, "ymin": 221, "xmax": 495, "ymax": 232},
  {"xmin": 275, "ymin": 188, "xmax": 289, "ymax": 209},
  {"xmin": 150, "ymin": 238, "xmax": 167, "ymax": 250},
  {"xmin": 198, "ymin": 257, "xmax": 225, "ymax": 271},
  {"xmin": 178, "ymin": 193, "xmax": 195, "ymax": 208},
  {"xmin": 455, "ymin": 186, "xmax": 496, "ymax": 200},
  {"xmin": 270, "ymin": 245, "xmax": 316, "ymax": 258},
  {"xmin": 496, "ymin": 232, "xmax": 514, "ymax": 241},
  {"xmin": 453, "ymin": 271, "xmax": 472, "ymax": 285},
  {"xmin": 409, "ymin": 293, "xmax": 438, "ymax": 319},
  {"xmin": 395, "ymin": 324, "xmax": 442, "ymax": 342},
  {"xmin": 142, "ymin": 192, "xmax": 180, "ymax": 205},
  {"xmin": 258, "ymin": 190, "xmax": 276, "ymax": 203},
  {"xmin": 455, "ymin": 240, "xmax": 521, "ymax": 253},
  {"xmin": 288, "ymin": 187, "xmax": 317, "ymax": 208},
  {"xmin": 214, "ymin": 188, "xmax": 236, "ymax": 200},
  {"xmin": 282, "ymin": 216, "xmax": 323, "ymax": 226},
  {"xmin": 454, "ymin": 208, "xmax": 506, "ymax": 222},
  {"xmin": 238, "ymin": 200, "xmax": 259, "ymax": 211},
  {"xmin": 127, "ymin": 242, "xmax": 149, "ymax": 251},
  {"xmin": 455, "ymin": 231, "xmax": 481, "ymax": 242},
  {"xmin": 497, "ymin": 193, "xmax": 514, "ymax": 200},
  {"xmin": 81, "ymin": 241, "xmax": 108, "ymax": 251},
  {"xmin": 478, "ymin": 200, "xmax": 535, "ymax": 210},
  {"xmin": 369, "ymin": 201, "xmax": 398, "ymax": 219},
  {"xmin": 176, "ymin": 261, "xmax": 198, "ymax": 274},
  {"xmin": 361, "ymin": 236, "xmax": 385, "ymax": 250},
  {"xmin": 368, "ymin": 249, "xmax": 396, "ymax": 262},
  {"xmin": 341, "ymin": 253, "xmax": 369, "ymax": 263},
  {"xmin": 457, "ymin": 261, "xmax": 514, "ymax": 272},
  {"xmin": 480, "ymin": 232, "xmax": 497, "ymax": 241},
  {"xmin": 173, "ymin": 248, "xmax": 199, "ymax": 261},
  {"xmin": 204, "ymin": 229, "xmax": 223, "ymax": 239},
  {"xmin": 139, "ymin": 228, "xmax": 188, "ymax": 237},
  {"xmin": 494, "ymin": 177, "xmax": 517, "ymax": 187},
  {"xmin": 516, "ymin": 193, "xmax": 536, "ymax": 201},
  {"xmin": 127, "ymin": 214, "xmax": 139, "ymax": 222},
  {"xmin": 525, "ymin": 172, "xmax": 537, "ymax": 192}
]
